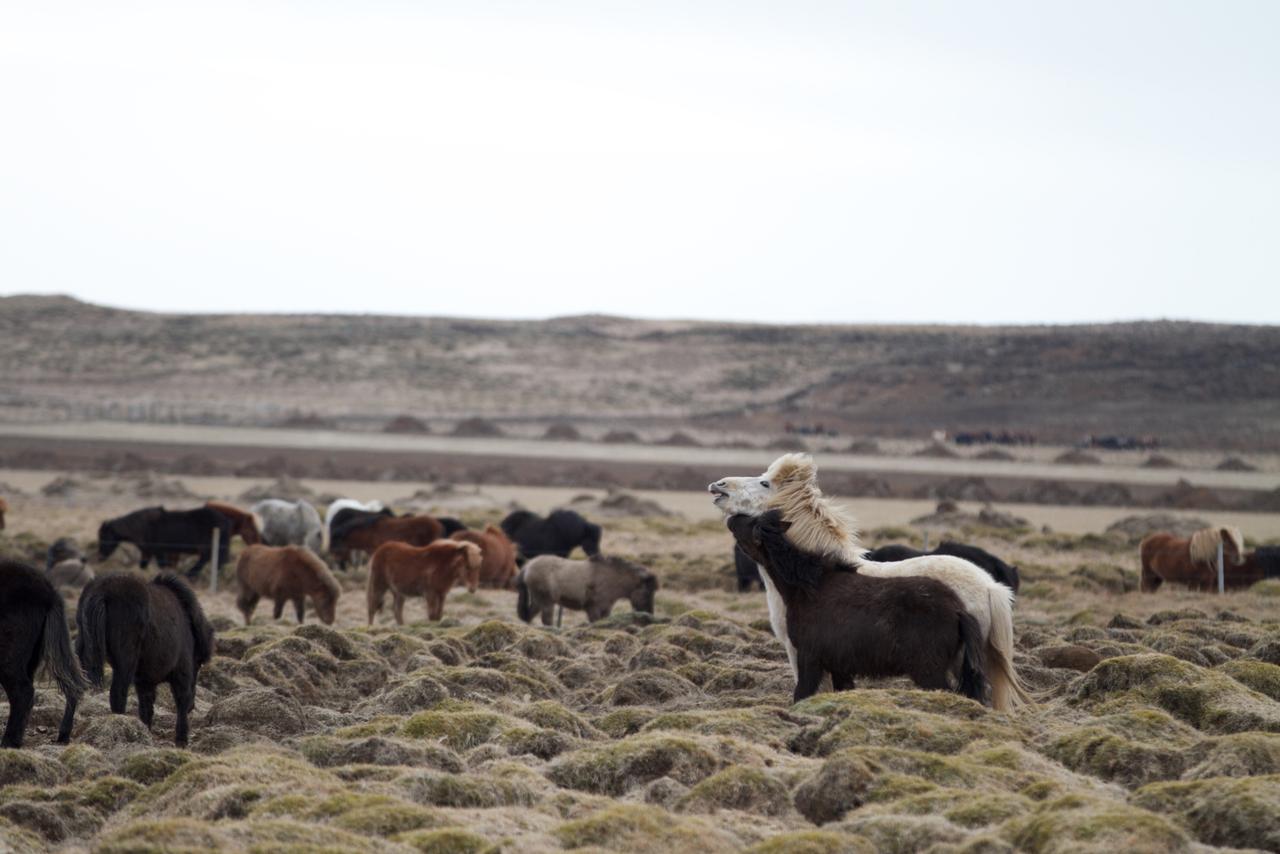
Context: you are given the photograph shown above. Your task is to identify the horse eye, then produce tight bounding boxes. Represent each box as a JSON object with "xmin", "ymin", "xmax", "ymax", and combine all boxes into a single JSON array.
[{"xmin": 760, "ymin": 481, "xmax": 770, "ymax": 489}]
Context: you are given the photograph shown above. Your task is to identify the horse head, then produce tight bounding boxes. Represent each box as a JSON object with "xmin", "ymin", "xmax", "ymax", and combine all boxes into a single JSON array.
[
  {"xmin": 629, "ymin": 571, "xmax": 658, "ymax": 614},
  {"xmin": 97, "ymin": 521, "xmax": 121, "ymax": 560},
  {"xmin": 582, "ymin": 522, "xmax": 603, "ymax": 557},
  {"xmin": 460, "ymin": 542, "xmax": 482, "ymax": 593},
  {"xmin": 709, "ymin": 453, "xmax": 817, "ymax": 516}
]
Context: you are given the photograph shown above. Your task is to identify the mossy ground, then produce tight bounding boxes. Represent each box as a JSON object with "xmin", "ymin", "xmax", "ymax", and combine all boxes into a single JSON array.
[{"xmin": 4, "ymin": 505, "xmax": 1280, "ymax": 852}]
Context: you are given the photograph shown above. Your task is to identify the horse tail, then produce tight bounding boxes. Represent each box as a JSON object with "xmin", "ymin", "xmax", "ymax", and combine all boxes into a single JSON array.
[
  {"xmin": 985, "ymin": 587, "xmax": 1034, "ymax": 711},
  {"xmin": 43, "ymin": 593, "xmax": 87, "ymax": 702},
  {"xmin": 367, "ymin": 553, "xmax": 387, "ymax": 625},
  {"xmin": 76, "ymin": 583, "xmax": 109, "ymax": 689},
  {"xmin": 154, "ymin": 573, "xmax": 214, "ymax": 665},
  {"xmin": 956, "ymin": 609, "xmax": 988, "ymax": 705},
  {"xmin": 516, "ymin": 567, "xmax": 533, "ymax": 623}
]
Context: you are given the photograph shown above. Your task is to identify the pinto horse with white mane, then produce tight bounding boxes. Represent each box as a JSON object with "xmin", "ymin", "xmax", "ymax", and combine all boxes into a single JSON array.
[{"xmin": 709, "ymin": 453, "xmax": 1031, "ymax": 712}]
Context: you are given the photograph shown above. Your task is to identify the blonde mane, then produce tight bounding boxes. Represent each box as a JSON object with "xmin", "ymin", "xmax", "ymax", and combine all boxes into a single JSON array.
[
  {"xmin": 763, "ymin": 454, "xmax": 862, "ymax": 560},
  {"xmin": 1189, "ymin": 526, "xmax": 1244, "ymax": 566}
]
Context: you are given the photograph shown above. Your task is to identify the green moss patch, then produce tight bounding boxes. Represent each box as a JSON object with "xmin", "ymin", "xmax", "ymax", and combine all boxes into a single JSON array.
[
  {"xmin": 553, "ymin": 803, "xmax": 739, "ymax": 853},
  {"xmin": 1007, "ymin": 797, "xmax": 1190, "ymax": 854},
  {"xmin": 1131, "ymin": 774, "xmax": 1280, "ymax": 851},
  {"xmin": 790, "ymin": 689, "xmax": 1014, "ymax": 756},
  {"xmin": 395, "ymin": 827, "xmax": 498, "ymax": 853},
  {"xmin": 745, "ymin": 830, "xmax": 875, "ymax": 853},
  {"xmin": 678, "ymin": 765, "xmax": 790, "ymax": 815},
  {"xmin": 546, "ymin": 733, "xmax": 723, "ymax": 795}
]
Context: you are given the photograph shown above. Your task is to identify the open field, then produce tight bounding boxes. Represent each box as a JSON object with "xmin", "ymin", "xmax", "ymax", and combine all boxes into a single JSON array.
[{"xmin": 3, "ymin": 470, "xmax": 1280, "ymax": 853}]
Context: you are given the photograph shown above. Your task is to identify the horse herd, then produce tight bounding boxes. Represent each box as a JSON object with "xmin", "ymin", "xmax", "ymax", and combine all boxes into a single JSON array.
[{"xmin": 2, "ymin": 451, "xmax": 1276, "ymax": 750}]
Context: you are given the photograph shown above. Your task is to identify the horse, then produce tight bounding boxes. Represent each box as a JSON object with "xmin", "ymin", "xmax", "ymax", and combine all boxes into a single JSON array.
[
  {"xmin": 438, "ymin": 517, "xmax": 468, "ymax": 536},
  {"xmin": 46, "ymin": 537, "xmax": 84, "ymax": 570},
  {"xmin": 864, "ymin": 542, "xmax": 1020, "ymax": 592},
  {"xmin": 366, "ymin": 541, "xmax": 482, "ymax": 625},
  {"xmin": 0, "ymin": 496, "xmax": 8, "ymax": 530},
  {"xmin": 76, "ymin": 572, "xmax": 214, "ymax": 747},
  {"xmin": 328, "ymin": 506, "xmax": 395, "ymax": 569},
  {"xmin": 730, "ymin": 512, "xmax": 988, "ymax": 704},
  {"xmin": 709, "ymin": 453, "xmax": 1030, "ymax": 712},
  {"xmin": 205, "ymin": 501, "xmax": 263, "ymax": 545},
  {"xmin": 500, "ymin": 509, "xmax": 602, "ymax": 564},
  {"xmin": 251, "ymin": 499, "xmax": 325, "ymax": 554},
  {"xmin": 323, "ymin": 498, "xmax": 386, "ymax": 538},
  {"xmin": 332, "ymin": 514, "xmax": 444, "ymax": 569},
  {"xmin": 516, "ymin": 554, "xmax": 657, "ymax": 626},
  {"xmin": 451, "ymin": 525, "xmax": 519, "ymax": 588},
  {"xmin": 734, "ymin": 545, "xmax": 765, "ymax": 592},
  {"xmin": 1139, "ymin": 527, "xmax": 1246, "ymax": 592},
  {"xmin": 235, "ymin": 545, "xmax": 341, "ymax": 625},
  {"xmin": 98, "ymin": 506, "xmax": 231, "ymax": 579},
  {"xmin": 1224, "ymin": 547, "xmax": 1280, "ymax": 589},
  {"xmin": 1, "ymin": 560, "xmax": 86, "ymax": 747}
]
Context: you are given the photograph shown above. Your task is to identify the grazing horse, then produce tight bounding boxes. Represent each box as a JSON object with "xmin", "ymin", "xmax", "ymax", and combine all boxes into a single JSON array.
[
  {"xmin": 251, "ymin": 499, "xmax": 324, "ymax": 554},
  {"xmin": 730, "ymin": 512, "xmax": 988, "ymax": 704},
  {"xmin": 709, "ymin": 453, "xmax": 1029, "ymax": 711},
  {"xmin": 76, "ymin": 572, "xmax": 214, "ymax": 747},
  {"xmin": 516, "ymin": 554, "xmax": 657, "ymax": 626},
  {"xmin": 328, "ymin": 506, "xmax": 395, "ymax": 569},
  {"xmin": 500, "ymin": 509, "xmax": 602, "ymax": 564},
  {"xmin": 332, "ymin": 514, "xmax": 444, "ymax": 569},
  {"xmin": 864, "ymin": 542, "xmax": 1020, "ymax": 593},
  {"xmin": 451, "ymin": 525, "xmax": 519, "ymax": 588},
  {"xmin": 1140, "ymin": 527, "xmax": 1246, "ymax": 592},
  {"xmin": 235, "ymin": 545, "xmax": 341, "ymax": 625},
  {"xmin": 1, "ymin": 560, "xmax": 86, "ymax": 747},
  {"xmin": 98, "ymin": 506, "xmax": 231, "ymax": 579},
  {"xmin": 1224, "ymin": 547, "xmax": 1280, "ymax": 589},
  {"xmin": 205, "ymin": 501, "xmax": 263, "ymax": 545},
  {"xmin": 367, "ymin": 541, "xmax": 481, "ymax": 624},
  {"xmin": 734, "ymin": 545, "xmax": 765, "ymax": 592}
]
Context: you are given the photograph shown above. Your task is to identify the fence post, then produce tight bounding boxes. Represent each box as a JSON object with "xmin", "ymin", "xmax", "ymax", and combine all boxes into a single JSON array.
[
  {"xmin": 210, "ymin": 528, "xmax": 220, "ymax": 594},
  {"xmin": 1217, "ymin": 541, "xmax": 1224, "ymax": 595},
  {"xmin": 923, "ymin": 529, "xmax": 930, "ymax": 551}
]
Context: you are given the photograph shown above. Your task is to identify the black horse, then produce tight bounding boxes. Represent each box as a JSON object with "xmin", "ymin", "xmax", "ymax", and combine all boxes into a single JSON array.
[
  {"xmin": 438, "ymin": 517, "xmax": 467, "ymax": 536},
  {"xmin": 864, "ymin": 541, "xmax": 1020, "ymax": 593},
  {"xmin": 76, "ymin": 572, "xmax": 215, "ymax": 747},
  {"xmin": 328, "ymin": 506, "xmax": 395, "ymax": 569},
  {"xmin": 734, "ymin": 545, "xmax": 765, "ymax": 592},
  {"xmin": 1, "ymin": 560, "xmax": 85, "ymax": 747},
  {"xmin": 98, "ymin": 506, "xmax": 231, "ymax": 579},
  {"xmin": 500, "ymin": 509, "xmax": 602, "ymax": 565}
]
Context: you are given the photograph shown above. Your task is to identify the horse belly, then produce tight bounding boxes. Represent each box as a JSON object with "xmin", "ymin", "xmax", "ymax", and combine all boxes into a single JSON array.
[{"xmin": 757, "ymin": 563, "xmax": 797, "ymax": 675}]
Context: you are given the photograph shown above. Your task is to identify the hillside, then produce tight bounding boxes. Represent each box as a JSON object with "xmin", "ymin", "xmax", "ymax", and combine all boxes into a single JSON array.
[{"xmin": 3, "ymin": 296, "xmax": 1279, "ymax": 450}]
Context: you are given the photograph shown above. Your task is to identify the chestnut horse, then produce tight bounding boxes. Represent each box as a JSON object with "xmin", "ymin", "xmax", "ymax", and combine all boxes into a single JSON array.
[
  {"xmin": 1140, "ymin": 526, "xmax": 1245, "ymax": 592},
  {"xmin": 451, "ymin": 525, "xmax": 518, "ymax": 588},
  {"xmin": 332, "ymin": 514, "xmax": 444, "ymax": 568},
  {"xmin": 205, "ymin": 501, "xmax": 262, "ymax": 545},
  {"xmin": 236, "ymin": 544, "xmax": 341, "ymax": 625},
  {"xmin": 367, "ymin": 540, "xmax": 481, "ymax": 624}
]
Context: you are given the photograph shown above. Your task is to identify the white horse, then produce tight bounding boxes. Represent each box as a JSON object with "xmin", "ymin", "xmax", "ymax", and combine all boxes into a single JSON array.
[
  {"xmin": 250, "ymin": 499, "xmax": 325, "ymax": 554},
  {"xmin": 709, "ymin": 453, "xmax": 1031, "ymax": 711},
  {"xmin": 323, "ymin": 498, "xmax": 386, "ymax": 551}
]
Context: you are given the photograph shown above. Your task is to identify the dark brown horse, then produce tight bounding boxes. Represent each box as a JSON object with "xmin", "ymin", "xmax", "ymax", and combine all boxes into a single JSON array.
[
  {"xmin": 1, "ymin": 560, "xmax": 85, "ymax": 747},
  {"xmin": 205, "ymin": 501, "xmax": 262, "ymax": 545},
  {"xmin": 451, "ymin": 525, "xmax": 519, "ymax": 588},
  {"xmin": 236, "ymin": 544, "xmax": 341, "ymax": 625},
  {"xmin": 332, "ymin": 514, "xmax": 444, "ymax": 567},
  {"xmin": 367, "ymin": 540, "xmax": 481, "ymax": 624},
  {"xmin": 76, "ymin": 572, "xmax": 214, "ymax": 747},
  {"xmin": 1219, "ymin": 547, "xmax": 1280, "ymax": 590},
  {"xmin": 1140, "ymin": 527, "xmax": 1245, "ymax": 592}
]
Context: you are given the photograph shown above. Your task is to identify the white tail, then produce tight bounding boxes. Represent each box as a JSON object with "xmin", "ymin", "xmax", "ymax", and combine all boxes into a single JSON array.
[{"xmin": 985, "ymin": 588, "xmax": 1034, "ymax": 711}]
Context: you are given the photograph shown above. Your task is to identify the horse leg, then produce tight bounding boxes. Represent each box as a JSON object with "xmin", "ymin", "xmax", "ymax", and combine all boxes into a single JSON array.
[
  {"xmin": 427, "ymin": 591, "xmax": 443, "ymax": 622},
  {"xmin": 109, "ymin": 657, "xmax": 137, "ymax": 715},
  {"xmin": 187, "ymin": 549, "xmax": 208, "ymax": 580},
  {"xmin": 272, "ymin": 597, "xmax": 286, "ymax": 620},
  {"xmin": 793, "ymin": 657, "xmax": 824, "ymax": 704},
  {"xmin": 169, "ymin": 675, "xmax": 195, "ymax": 748},
  {"xmin": 237, "ymin": 591, "xmax": 260, "ymax": 626},
  {"xmin": 393, "ymin": 593, "xmax": 406, "ymax": 625},
  {"xmin": 1, "ymin": 678, "xmax": 34, "ymax": 748},
  {"xmin": 1140, "ymin": 563, "xmax": 1163, "ymax": 593},
  {"xmin": 136, "ymin": 682, "xmax": 157, "ymax": 729},
  {"xmin": 293, "ymin": 597, "xmax": 306, "ymax": 624},
  {"xmin": 540, "ymin": 604, "xmax": 554, "ymax": 627},
  {"xmin": 556, "ymin": 605, "xmax": 564, "ymax": 627},
  {"xmin": 56, "ymin": 690, "xmax": 79, "ymax": 744}
]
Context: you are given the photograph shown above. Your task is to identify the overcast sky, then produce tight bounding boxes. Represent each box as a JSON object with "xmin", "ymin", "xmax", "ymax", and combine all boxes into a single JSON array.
[{"xmin": 2, "ymin": 1, "xmax": 1277, "ymax": 324}]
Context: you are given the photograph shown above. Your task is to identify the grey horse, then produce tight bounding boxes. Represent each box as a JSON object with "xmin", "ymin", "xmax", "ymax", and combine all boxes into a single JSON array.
[
  {"xmin": 250, "ymin": 499, "xmax": 324, "ymax": 554},
  {"xmin": 516, "ymin": 554, "xmax": 657, "ymax": 626}
]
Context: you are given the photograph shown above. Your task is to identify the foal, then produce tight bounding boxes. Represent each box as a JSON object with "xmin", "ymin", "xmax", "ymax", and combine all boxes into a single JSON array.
[
  {"xmin": 76, "ymin": 573, "xmax": 215, "ymax": 747},
  {"xmin": 367, "ymin": 541, "xmax": 481, "ymax": 624},
  {"xmin": 1, "ymin": 560, "xmax": 85, "ymax": 747},
  {"xmin": 236, "ymin": 545, "xmax": 341, "ymax": 625},
  {"xmin": 729, "ymin": 511, "xmax": 988, "ymax": 704}
]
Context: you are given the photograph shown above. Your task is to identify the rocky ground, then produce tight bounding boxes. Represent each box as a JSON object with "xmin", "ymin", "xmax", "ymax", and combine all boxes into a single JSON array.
[{"xmin": 2, "ymin": 494, "xmax": 1280, "ymax": 853}]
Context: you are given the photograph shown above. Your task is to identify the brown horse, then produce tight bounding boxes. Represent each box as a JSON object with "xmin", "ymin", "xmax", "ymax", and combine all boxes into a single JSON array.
[
  {"xmin": 332, "ymin": 514, "xmax": 444, "ymax": 567},
  {"xmin": 236, "ymin": 545, "xmax": 341, "ymax": 625},
  {"xmin": 367, "ymin": 540, "xmax": 481, "ymax": 625},
  {"xmin": 205, "ymin": 501, "xmax": 262, "ymax": 545},
  {"xmin": 451, "ymin": 525, "xmax": 518, "ymax": 588},
  {"xmin": 1140, "ymin": 526, "xmax": 1245, "ymax": 592}
]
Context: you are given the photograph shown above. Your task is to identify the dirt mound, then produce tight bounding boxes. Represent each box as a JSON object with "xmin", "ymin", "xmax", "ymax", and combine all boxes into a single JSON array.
[
  {"xmin": 910, "ymin": 501, "xmax": 1028, "ymax": 530},
  {"xmin": 543, "ymin": 423, "xmax": 581, "ymax": 440},
  {"xmin": 1248, "ymin": 488, "xmax": 1280, "ymax": 513},
  {"xmin": 913, "ymin": 441, "xmax": 959, "ymax": 459},
  {"xmin": 570, "ymin": 490, "xmax": 675, "ymax": 518},
  {"xmin": 121, "ymin": 472, "xmax": 196, "ymax": 500},
  {"xmin": 601, "ymin": 429, "xmax": 642, "ymax": 444},
  {"xmin": 0, "ymin": 480, "xmax": 30, "ymax": 498},
  {"xmin": 1106, "ymin": 513, "xmax": 1212, "ymax": 543},
  {"xmin": 393, "ymin": 484, "xmax": 506, "ymax": 512},
  {"xmin": 382, "ymin": 415, "xmax": 430, "ymax": 434},
  {"xmin": 1160, "ymin": 479, "xmax": 1226, "ymax": 510},
  {"xmin": 238, "ymin": 476, "xmax": 317, "ymax": 502},
  {"xmin": 844, "ymin": 438, "xmax": 880, "ymax": 454},
  {"xmin": 1055, "ymin": 449, "xmax": 1102, "ymax": 465},
  {"xmin": 655, "ymin": 431, "xmax": 702, "ymax": 447},
  {"xmin": 765, "ymin": 436, "xmax": 808, "ymax": 451},
  {"xmin": 451, "ymin": 417, "xmax": 504, "ymax": 437},
  {"xmin": 1009, "ymin": 480, "xmax": 1081, "ymax": 505},
  {"xmin": 973, "ymin": 448, "xmax": 1016, "ymax": 461},
  {"xmin": 275, "ymin": 412, "xmax": 337, "ymax": 430},
  {"xmin": 1217, "ymin": 456, "xmax": 1258, "ymax": 472},
  {"xmin": 1142, "ymin": 454, "xmax": 1182, "ymax": 469},
  {"xmin": 40, "ymin": 476, "xmax": 95, "ymax": 499}
]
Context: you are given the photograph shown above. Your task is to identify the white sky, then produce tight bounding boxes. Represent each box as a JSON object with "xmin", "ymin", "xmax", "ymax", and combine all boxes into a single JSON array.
[{"xmin": 1, "ymin": 1, "xmax": 1277, "ymax": 324}]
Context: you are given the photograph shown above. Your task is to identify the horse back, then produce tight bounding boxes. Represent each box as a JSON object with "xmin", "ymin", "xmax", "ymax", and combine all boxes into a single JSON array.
[{"xmin": 151, "ymin": 574, "xmax": 214, "ymax": 666}]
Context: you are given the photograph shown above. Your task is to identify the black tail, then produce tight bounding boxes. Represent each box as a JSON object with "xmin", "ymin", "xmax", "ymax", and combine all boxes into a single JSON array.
[
  {"xmin": 957, "ymin": 611, "xmax": 990, "ymax": 705},
  {"xmin": 76, "ymin": 584, "xmax": 109, "ymax": 689},
  {"xmin": 516, "ymin": 570, "xmax": 533, "ymax": 623},
  {"xmin": 154, "ymin": 573, "xmax": 215, "ymax": 665},
  {"xmin": 43, "ymin": 596, "xmax": 88, "ymax": 701}
]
